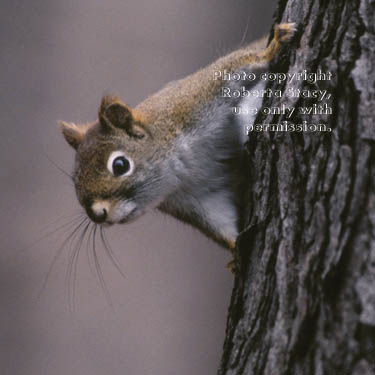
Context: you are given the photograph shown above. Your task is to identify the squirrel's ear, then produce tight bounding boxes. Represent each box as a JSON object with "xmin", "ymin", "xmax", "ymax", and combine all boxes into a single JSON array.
[
  {"xmin": 99, "ymin": 96, "xmax": 145, "ymax": 139},
  {"xmin": 58, "ymin": 121, "xmax": 91, "ymax": 150}
]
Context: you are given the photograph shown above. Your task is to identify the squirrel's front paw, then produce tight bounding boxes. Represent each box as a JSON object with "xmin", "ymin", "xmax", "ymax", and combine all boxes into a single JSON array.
[
  {"xmin": 275, "ymin": 22, "xmax": 297, "ymax": 42},
  {"xmin": 226, "ymin": 241, "xmax": 237, "ymax": 275},
  {"xmin": 226, "ymin": 259, "xmax": 236, "ymax": 274}
]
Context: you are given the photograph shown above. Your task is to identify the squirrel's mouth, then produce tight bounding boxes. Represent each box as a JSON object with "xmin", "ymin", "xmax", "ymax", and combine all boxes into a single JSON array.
[
  {"xmin": 107, "ymin": 200, "xmax": 140, "ymax": 224},
  {"xmin": 87, "ymin": 198, "xmax": 140, "ymax": 225},
  {"xmin": 118, "ymin": 209, "xmax": 139, "ymax": 224}
]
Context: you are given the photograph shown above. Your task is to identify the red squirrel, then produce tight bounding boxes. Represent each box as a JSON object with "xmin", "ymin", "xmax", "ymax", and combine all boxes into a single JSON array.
[{"xmin": 59, "ymin": 23, "xmax": 296, "ymax": 266}]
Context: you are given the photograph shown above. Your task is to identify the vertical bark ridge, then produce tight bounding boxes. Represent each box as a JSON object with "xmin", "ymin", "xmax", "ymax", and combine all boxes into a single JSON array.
[{"xmin": 218, "ymin": 0, "xmax": 375, "ymax": 373}]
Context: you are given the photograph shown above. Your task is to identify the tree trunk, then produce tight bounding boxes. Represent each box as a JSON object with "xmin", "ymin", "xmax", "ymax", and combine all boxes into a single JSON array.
[{"xmin": 218, "ymin": 0, "xmax": 375, "ymax": 374}]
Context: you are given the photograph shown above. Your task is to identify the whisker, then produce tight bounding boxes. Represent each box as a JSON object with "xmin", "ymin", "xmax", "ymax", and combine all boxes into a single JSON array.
[
  {"xmin": 100, "ymin": 227, "xmax": 126, "ymax": 279},
  {"xmin": 38, "ymin": 210, "xmax": 127, "ymax": 309},
  {"xmin": 85, "ymin": 222, "xmax": 97, "ymax": 282},
  {"xmin": 238, "ymin": 14, "xmax": 250, "ymax": 47},
  {"xmin": 37, "ymin": 215, "xmax": 88, "ymax": 301},
  {"xmin": 40, "ymin": 209, "xmax": 83, "ymax": 231},
  {"xmin": 66, "ymin": 219, "xmax": 91, "ymax": 311},
  {"xmin": 92, "ymin": 225, "xmax": 113, "ymax": 309},
  {"xmin": 42, "ymin": 150, "xmax": 73, "ymax": 182},
  {"xmin": 25, "ymin": 211, "xmax": 84, "ymax": 252}
]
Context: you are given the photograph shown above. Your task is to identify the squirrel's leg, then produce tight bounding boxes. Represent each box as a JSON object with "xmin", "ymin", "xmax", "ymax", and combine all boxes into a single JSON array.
[
  {"xmin": 261, "ymin": 23, "xmax": 297, "ymax": 62},
  {"xmin": 225, "ymin": 242, "xmax": 237, "ymax": 274}
]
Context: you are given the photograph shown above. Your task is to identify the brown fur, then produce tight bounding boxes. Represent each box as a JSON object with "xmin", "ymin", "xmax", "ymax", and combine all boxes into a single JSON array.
[{"xmin": 59, "ymin": 23, "xmax": 296, "ymax": 254}]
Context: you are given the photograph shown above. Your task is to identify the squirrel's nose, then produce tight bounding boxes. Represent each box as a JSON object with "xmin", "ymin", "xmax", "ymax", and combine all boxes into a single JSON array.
[
  {"xmin": 88, "ymin": 208, "xmax": 107, "ymax": 223},
  {"xmin": 87, "ymin": 207, "xmax": 107, "ymax": 223},
  {"xmin": 87, "ymin": 201, "xmax": 109, "ymax": 223}
]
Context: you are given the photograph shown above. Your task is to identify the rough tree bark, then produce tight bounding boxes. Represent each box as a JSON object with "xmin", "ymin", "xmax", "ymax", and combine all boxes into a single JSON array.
[{"xmin": 218, "ymin": 1, "xmax": 375, "ymax": 374}]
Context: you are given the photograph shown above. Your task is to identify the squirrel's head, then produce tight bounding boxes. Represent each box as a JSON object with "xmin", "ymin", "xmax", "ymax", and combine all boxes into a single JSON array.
[{"xmin": 59, "ymin": 95, "xmax": 169, "ymax": 225}]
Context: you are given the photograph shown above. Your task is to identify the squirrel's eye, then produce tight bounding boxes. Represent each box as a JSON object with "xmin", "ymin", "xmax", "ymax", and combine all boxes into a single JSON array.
[
  {"xmin": 112, "ymin": 156, "xmax": 130, "ymax": 176},
  {"xmin": 107, "ymin": 151, "xmax": 134, "ymax": 177}
]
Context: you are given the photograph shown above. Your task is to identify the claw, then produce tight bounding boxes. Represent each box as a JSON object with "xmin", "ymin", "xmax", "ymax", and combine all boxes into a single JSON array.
[
  {"xmin": 275, "ymin": 22, "xmax": 297, "ymax": 42},
  {"xmin": 226, "ymin": 259, "xmax": 236, "ymax": 274}
]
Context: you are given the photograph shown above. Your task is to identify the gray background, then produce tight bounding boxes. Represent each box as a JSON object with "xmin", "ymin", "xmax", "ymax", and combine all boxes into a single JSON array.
[{"xmin": 0, "ymin": 1, "xmax": 275, "ymax": 374}]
